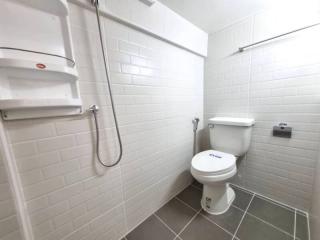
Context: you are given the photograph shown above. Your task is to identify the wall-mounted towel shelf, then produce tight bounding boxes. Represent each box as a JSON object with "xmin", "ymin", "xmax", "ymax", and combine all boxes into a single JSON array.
[
  {"xmin": 0, "ymin": 99, "xmax": 82, "ymax": 110},
  {"xmin": 0, "ymin": 57, "xmax": 78, "ymax": 81},
  {"xmin": 0, "ymin": 99, "xmax": 82, "ymax": 120},
  {"xmin": 0, "ymin": 0, "xmax": 82, "ymax": 120}
]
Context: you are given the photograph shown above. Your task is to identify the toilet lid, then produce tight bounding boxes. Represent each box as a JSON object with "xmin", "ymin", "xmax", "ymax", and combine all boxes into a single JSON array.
[{"xmin": 191, "ymin": 150, "xmax": 236, "ymax": 175}]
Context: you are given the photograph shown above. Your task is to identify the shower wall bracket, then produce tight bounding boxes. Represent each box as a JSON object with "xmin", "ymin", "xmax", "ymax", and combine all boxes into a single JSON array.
[{"xmin": 0, "ymin": 0, "xmax": 82, "ymax": 120}]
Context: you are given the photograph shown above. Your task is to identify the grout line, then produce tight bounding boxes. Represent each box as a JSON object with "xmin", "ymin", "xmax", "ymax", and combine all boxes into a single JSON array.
[
  {"xmin": 245, "ymin": 211, "xmax": 295, "ymax": 238},
  {"xmin": 200, "ymin": 182, "xmax": 303, "ymax": 222},
  {"xmin": 229, "ymin": 183, "xmax": 253, "ymax": 195},
  {"xmin": 153, "ymin": 214, "xmax": 178, "ymax": 237},
  {"xmin": 231, "ymin": 193, "xmax": 255, "ymax": 240},
  {"xmin": 178, "ymin": 184, "xmax": 243, "ymax": 238},
  {"xmin": 230, "ymin": 183, "xmax": 299, "ymax": 213},
  {"xmin": 174, "ymin": 209, "xmax": 202, "ymax": 240},
  {"xmin": 61, "ymin": 200, "xmax": 125, "ymax": 240},
  {"xmin": 190, "ymin": 182, "xmax": 202, "ymax": 191},
  {"xmin": 294, "ymin": 210, "xmax": 297, "ymax": 240},
  {"xmin": 124, "ymin": 181, "xmax": 191, "ymax": 237},
  {"xmin": 191, "ymin": 182, "xmax": 308, "ymax": 240},
  {"xmin": 174, "ymin": 197, "xmax": 199, "ymax": 212},
  {"xmin": 231, "ymin": 204, "xmax": 246, "ymax": 213},
  {"xmin": 254, "ymin": 195, "xmax": 296, "ymax": 213},
  {"xmin": 69, "ymin": 0, "xmax": 207, "ymax": 58},
  {"xmin": 247, "ymin": 13, "xmax": 255, "ymax": 117},
  {"xmin": 118, "ymin": 161, "xmax": 129, "ymax": 239},
  {"xmin": 199, "ymin": 212, "xmax": 235, "ymax": 237}
]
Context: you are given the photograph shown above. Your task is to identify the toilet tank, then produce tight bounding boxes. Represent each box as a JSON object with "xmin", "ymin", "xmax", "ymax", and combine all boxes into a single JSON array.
[{"xmin": 209, "ymin": 117, "xmax": 255, "ymax": 156}]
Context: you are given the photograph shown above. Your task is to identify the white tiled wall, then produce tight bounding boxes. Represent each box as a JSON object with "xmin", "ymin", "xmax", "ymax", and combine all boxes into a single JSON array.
[
  {"xmin": 204, "ymin": 11, "xmax": 320, "ymax": 210},
  {"xmin": 0, "ymin": 1, "xmax": 204, "ymax": 240},
  {"xmin": 0, "ymin": 153, "xmax": 23, "ymax": 240},
  {"xmin": 310, "ymin": 154, "xmax": 320, "ymax": 240},
  {"xmin": 69, "ymin": 0, "xmax": 208, "ymax": 56},
  {"xmin": 100, "ymin": 0, "xmax": 208, "ymax": 56}
]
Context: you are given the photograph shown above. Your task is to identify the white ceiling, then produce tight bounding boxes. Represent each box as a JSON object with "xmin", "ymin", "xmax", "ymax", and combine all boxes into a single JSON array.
[{"xmin": 158, "ymin": 0, "xmax": 320, "ymax": 33}]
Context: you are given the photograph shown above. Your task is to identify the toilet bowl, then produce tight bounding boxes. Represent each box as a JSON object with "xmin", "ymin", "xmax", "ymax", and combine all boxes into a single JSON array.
[
  {"xmin": 191, "ymin": 117, "xmax": 254, "ymax": 215},
  {"xmin": 191, "ymin": 150, "xmax": 237, "ymax": 215}
]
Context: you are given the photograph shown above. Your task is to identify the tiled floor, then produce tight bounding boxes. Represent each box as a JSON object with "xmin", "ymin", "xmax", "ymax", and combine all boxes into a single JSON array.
[{"xmin": 123, "ymin": 182, "xmax": 309, "ymax": 240}]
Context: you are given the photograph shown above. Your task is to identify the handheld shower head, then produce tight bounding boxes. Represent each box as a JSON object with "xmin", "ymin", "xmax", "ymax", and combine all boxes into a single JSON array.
[
  {"xmin": 192, "ymin": 117, "xmax": 200, "ymax": 156},
  {"xmin": 192, "ymin": 117, "xmax": 200, "ymax": 132}
]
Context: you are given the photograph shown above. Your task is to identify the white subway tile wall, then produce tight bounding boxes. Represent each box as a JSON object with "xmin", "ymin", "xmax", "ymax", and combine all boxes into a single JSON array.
[
  {"xmin": 204, "ymin": 11, "xmax": 320, "ymax": 210},
  {"xmin": 0, "ymin": 154, "xmax": 23, "ymax": 239},
  {"xmin": 310, "ymin": 154, "xmax": 320, "ymax": 239},
  {"xmin": 1, "ymin": 2, "xmax": 204, "ymax": 240},
  {"xmin": 103, "ymin": 0, "xmax": 208, "ymax": 56}
]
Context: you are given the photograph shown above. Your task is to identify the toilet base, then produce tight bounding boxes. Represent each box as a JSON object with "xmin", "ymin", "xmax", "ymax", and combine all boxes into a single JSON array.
[{"xmin": 201, "ymin": 183, "xmax": 235, "ymax": 215}]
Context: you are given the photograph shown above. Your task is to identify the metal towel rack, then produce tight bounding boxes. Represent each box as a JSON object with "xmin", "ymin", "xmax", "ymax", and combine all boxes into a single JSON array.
[{"xmin": 238, "ymin": 22, "xmax": 320, "ymax": 52}]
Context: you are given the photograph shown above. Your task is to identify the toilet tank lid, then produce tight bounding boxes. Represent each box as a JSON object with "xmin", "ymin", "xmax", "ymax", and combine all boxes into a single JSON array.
[{"xmin": 209, "ymin": 117, "xmax": 255, "ymax": 127}]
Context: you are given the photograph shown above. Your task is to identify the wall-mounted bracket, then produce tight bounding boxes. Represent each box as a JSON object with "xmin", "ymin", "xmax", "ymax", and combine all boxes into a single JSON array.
[{"xmin": 273, "ymin": 123, "xmax": 292, "ymax": 138}]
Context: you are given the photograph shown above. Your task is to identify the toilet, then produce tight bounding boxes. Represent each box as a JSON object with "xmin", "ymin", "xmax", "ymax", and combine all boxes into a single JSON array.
[{"xmin": 191, "ymin": 117, "xmax": 255, "ymax": 215}]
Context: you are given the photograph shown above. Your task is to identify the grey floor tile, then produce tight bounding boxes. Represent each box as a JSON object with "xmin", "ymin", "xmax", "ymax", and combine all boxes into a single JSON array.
[
  {"xmin": 201, "ymin": 205, "xmax": 245, "ymax": 234},
  {"xmin": 180, "ymin": 214, "xmax": 232, "ymax": 240},
  {"xmin": 155, "ymin": 198, "xmax": 197, "ymax": 234},
  {"xmin": 247, "ymin": 196, "xmax": 295, "ymax": 235},
  {"xmin": 126, "ymin": 215, "xmax": 175, "ymax": 240},
  {"xmin": 191, "ymin": 179, "xmax": 203, "ymax": 189},
  {"xmin": 236, "ymin": 214, "xmax": 293, "ymax": 240},
  {"xmin": 176, "ymin": 185, "xmax": 202, "ymax": 210},
  {"xmin": 231, "ymin": 185, "xmax": 254, "ymax": 211},
  {"xmin": 295, "ymin": 212, "xmax": 309, "ymax": 240}
]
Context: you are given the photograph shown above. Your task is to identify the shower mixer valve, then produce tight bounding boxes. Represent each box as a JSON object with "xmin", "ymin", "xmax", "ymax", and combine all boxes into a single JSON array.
[{"xmin": 88, "ymin": 104, "xmax": 99, "ymax": 113}]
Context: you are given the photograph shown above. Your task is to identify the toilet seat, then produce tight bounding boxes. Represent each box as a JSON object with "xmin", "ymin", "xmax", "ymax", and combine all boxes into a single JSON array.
[
  {"xmin": 191, "ymin": 150, "xmax": 236, "ymax": 176},
  {"xmin": 190, "ymin": 150, "xmax": 238, "ymax": 215}
]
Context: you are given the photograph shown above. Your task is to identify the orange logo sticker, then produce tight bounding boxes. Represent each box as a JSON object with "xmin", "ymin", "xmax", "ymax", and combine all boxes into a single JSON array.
[{"xmin": 36, "ymin": 63, "xmax": 46, "ymax": 69}]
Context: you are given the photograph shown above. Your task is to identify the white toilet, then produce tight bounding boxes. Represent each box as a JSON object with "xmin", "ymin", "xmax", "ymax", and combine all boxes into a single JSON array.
[{"xmin": 191, "ymin": 117, "xmax": 255, "ymax": 215}]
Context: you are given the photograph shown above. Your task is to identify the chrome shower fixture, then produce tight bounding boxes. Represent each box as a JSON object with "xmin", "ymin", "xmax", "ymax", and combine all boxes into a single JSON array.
[
  {"xmin": 88, "ymin": 104, "xmax": 99, "ymax": 113},
  {"xmin": 192, "ymin": 117, "xmax": 200, "ymax": 156},
  {"xmin": 192, "ymin": 117, "xmax": 200, "ymax": 132},
  {"xmin": 89, "ymin": 0, "xmax": 123, "ymax": 168}
]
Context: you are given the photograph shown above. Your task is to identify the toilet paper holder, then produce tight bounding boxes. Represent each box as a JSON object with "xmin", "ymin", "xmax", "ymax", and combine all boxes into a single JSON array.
[{"xmin": 273, "ymin": 123, "xmax": 292, "ymax": 138}]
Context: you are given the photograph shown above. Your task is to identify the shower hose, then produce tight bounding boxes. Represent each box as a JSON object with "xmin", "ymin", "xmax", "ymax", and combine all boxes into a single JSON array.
[{"xmin": 89, "ymin": 0, "xmax": 123, "ymax": 167}]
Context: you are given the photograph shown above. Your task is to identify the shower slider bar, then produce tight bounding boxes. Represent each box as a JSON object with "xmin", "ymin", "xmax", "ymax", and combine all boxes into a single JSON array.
[
  {"xmin": 0, "ymin": 47, "xmax": 76, "ymax": 66},
  {"xmin": 238, "ymin": 22, "xmax": 320, "ymax": 52}
]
